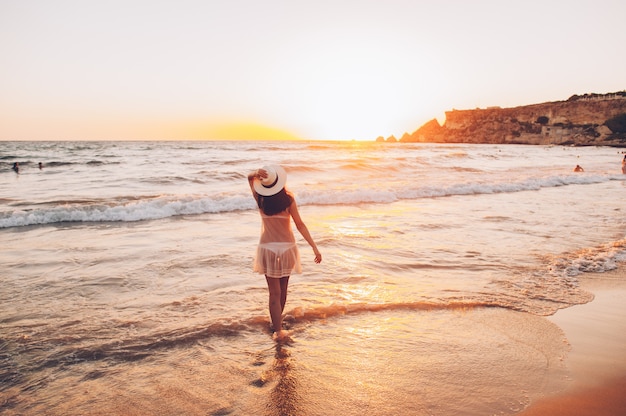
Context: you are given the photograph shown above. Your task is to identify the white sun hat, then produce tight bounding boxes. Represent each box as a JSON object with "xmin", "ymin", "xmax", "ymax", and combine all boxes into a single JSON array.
[{"xmin": 253, "ymin": 165, "xmax": 287, "ymax": 196}]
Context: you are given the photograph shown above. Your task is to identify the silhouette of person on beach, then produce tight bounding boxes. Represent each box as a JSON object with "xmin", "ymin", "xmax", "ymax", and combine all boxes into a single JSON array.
[
  {"xmin": 622, "ymin": 155, "xmax": 626, "ymax": 174},
  {"xmin": 573, "ymin": 164, "xmax": 584, "ymax": 172},
  {"xmin": 39, "ymin": 162, "xmax": 43, "ymax": 170},
  {"xmin": 12, "ymin": 162, "xmax": 19, "ymax": 173},
  {"xmin": 248, "ymin": 165, "xmax": 322, "ymax": 342}
]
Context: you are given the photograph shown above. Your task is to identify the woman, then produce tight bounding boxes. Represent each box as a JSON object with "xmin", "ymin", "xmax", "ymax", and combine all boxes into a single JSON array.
[
  {"xmin": 248, "ymin": 165, "xmax": 322, "ymax": 341},
  {"xmin": 622, "ymin": 155, "xmax": 626, "ymax": 174}
]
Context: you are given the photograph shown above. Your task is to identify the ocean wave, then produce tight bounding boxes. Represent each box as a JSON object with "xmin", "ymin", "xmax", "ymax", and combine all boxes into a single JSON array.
[
  {"xmin": 544, "ymin": 237, "xmax": 626, "ymax": 277},
  {"xmin": 142, "ymin": 175, "xmax": 210, "ymax": 185},
  {"xmin": 7, "ymin": 300, "xmax": 517, "ymax": 372},
  {"xmin": 299, "ymin": 173, "xmax": 624, "ymax": 205},
  {"xmin": 1, "ymin": 173, "xmax": 623, "ymax": 228},
  {"xmin": 0, "ymin": 195, "xmax": 255, "ymax": 228},
  {"xmin": 21, "ymin": 288, "xmax": 603, "ymax": 372}
]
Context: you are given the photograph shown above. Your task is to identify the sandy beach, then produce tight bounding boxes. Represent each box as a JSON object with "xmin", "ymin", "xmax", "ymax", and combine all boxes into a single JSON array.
[{"xmin": 519, "ymin": 266, "xmax": 626, "ymax": 415}]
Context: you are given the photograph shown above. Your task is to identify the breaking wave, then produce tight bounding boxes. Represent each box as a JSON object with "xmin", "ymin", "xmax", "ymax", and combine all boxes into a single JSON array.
[{"xmin": 1, "ymin": 173, "xmax": 624, "ymax": 228}]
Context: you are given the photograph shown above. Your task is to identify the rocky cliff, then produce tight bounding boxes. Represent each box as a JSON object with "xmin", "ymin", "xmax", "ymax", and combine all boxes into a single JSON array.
[{"xmin": 377, "ymin": 92, "xmax": 626, "ymax": 147}]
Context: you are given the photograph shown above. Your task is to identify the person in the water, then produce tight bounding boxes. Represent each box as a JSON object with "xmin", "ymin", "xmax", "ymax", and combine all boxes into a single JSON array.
[{"xmin": 248, "ymin": 165, "xmax": 322, "ymax": 341}]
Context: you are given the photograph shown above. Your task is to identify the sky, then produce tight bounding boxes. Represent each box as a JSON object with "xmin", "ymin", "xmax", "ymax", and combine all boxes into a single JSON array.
[{"xmin": 1, "ymin": 0, "xmax": 625, "ymax": 141}]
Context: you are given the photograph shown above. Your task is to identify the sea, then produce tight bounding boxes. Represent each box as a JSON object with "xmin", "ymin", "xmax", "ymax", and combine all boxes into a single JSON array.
[{"xmin": 1, "ymin": 140, "xmax": 625, "ymax": 415}]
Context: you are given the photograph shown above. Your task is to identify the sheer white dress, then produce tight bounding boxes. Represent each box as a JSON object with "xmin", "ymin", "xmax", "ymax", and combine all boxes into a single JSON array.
[{"xmin": 253, "ymin": 210, "xmax": 301, "ymax": 278}]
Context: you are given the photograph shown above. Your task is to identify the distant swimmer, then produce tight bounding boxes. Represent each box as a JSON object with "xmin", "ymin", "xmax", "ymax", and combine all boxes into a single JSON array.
[
  {"xmin": 573, "ymin": 164, "xmax": 584, "ymax": 172},
  {"xmin": 622, "ymin": 155, "xmax": 626, "ymax": 174},
  {"xmin": 39, "ymin": 162, "xmax": 43, "ymax": 170},
  {"xmin": 12, "ymin": 162, "xmax": 19, "ymax": 173}
]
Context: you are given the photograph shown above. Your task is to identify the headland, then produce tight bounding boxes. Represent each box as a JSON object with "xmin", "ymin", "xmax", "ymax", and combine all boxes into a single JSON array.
[{"xmin": 378, "ymin": 91, "xmax": 626, "ymax": 147}]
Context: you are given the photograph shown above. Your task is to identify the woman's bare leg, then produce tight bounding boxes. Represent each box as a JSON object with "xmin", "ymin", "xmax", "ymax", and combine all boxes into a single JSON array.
[
  {"xmin": 266, "ymin": 276, "xmax": 284, "ymax": 336},
  {"xmin": 279, "ymin": 276, "xmax": 290, "ymax": 313}
]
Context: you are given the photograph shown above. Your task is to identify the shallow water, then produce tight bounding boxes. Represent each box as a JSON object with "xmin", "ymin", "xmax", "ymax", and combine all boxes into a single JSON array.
[{"xmin": 1, "ymin": 141, "xmax": 625, "ymax": 414}]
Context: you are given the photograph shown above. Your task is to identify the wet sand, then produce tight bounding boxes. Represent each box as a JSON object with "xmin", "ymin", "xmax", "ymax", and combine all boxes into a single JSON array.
[{"xmin": 519, "ymin": 266, "xmax": 626, "ymax": 415}]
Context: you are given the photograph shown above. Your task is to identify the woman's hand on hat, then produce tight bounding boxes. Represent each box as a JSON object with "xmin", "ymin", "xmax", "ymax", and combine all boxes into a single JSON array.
[{"xmin": 256, "ymin": 169, "xmax": 268, "ymax": 179}]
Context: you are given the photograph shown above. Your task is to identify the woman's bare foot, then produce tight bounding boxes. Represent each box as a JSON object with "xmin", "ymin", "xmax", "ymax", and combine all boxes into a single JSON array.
[{"xmin": 272, "ymin": 330, "xmax": 292, "ymax": 343}]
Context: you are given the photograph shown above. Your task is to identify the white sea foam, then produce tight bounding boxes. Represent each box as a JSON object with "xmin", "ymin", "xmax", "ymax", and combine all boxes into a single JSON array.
[
  {"xmin": 0, "ymin": 195, "xmax": 255, "ymax": 228},
  {"xmin": 550, "ymin": 238, "xmax": 626, "ymax": 277},
  {"xmin": 2, "ymin": 172, "xmax": 623, "ymax": 228}
]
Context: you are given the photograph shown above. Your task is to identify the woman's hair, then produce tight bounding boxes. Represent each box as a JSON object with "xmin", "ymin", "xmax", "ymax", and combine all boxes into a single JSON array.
[{"xmin": 257, "ymin": 188, "xmax": 293, "ymax": 216}]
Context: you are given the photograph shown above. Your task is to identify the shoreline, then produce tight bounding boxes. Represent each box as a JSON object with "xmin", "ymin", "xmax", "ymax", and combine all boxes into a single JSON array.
[{"xmin": 518, "ymin": 266, "xmax": 626, "ymax": 415}]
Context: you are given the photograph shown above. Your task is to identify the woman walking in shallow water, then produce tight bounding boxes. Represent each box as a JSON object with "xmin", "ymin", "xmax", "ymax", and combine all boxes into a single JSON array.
[{"xmin": 248, "ymin": 165, "xmax": 322, "ymax": 341}]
